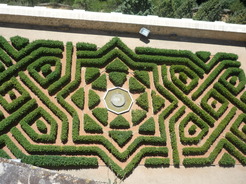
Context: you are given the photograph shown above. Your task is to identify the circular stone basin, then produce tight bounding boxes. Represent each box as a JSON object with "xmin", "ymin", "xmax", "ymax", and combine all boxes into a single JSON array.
[
  {"xmin": 111, "ymin": 93, "xmax": 125, "ymax": 107},
  {"xmin": 104, "ymin": 87, "xmax": 133, "ymax": 114}
]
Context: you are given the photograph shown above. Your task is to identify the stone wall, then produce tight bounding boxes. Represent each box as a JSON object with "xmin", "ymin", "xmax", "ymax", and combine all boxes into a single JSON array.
[{"xmin": 0, "ymin": 4, "xmax": 245, "ymax": 42}]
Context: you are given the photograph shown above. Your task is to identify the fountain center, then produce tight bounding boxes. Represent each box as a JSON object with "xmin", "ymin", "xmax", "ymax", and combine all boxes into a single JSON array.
[{"xmin": 111, "ymin": 93, "xmax": 125, "ymax": 107}]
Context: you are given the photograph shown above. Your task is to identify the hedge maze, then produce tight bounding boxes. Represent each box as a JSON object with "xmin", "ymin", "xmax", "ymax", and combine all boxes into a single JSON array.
[{"xmin": 0, "ymin": 35, "xmax": 245, "ymax": 179}]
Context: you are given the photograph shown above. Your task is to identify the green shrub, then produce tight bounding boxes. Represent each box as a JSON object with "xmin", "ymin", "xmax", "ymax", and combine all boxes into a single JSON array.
[
  {"xmin": 36, "ymin": 120, "xmax": 48, "ymax": 134},
  {"xmin": 136, "ymin": 92, "xmax": 149, "ymax": 111},
  {"xmin": 139, "ymin": 117, "xmax": 155, "ymax": 135},
  {"xmin": 192, "ymin": 60, "xmax": 240, "ymax": 100},
  {"xmin": 0, "ymin": 78, "xmax": 30, "ymax": 113},
  {"xmin": 0, "ymin": 62, "xmax": 5, "ymax": 72},
  {"xmin": 170, "ymin": 65, "xmax": 199, "ymax": 95},
  {"xmin": 134, "ymin": 70, "xmax": 150, "ymax": 88},
  {"xmin": 84, "ymin": 114, "xmax": 103, "ymax": 134},
  {"xmin": 151, "ymin": 91, "xmax": 165, "ymax": 114},
  {"xmin": 188, "ymin": 124, "xmax": 197, "ymax": 135},
  {"xmin": 169, "ymin": 106, "xmax": 186, "ymax": 167},
  {"xmin": 85, "ymin": 67, "xmax": 100, "ymax": 84},
  {"xmin": 106, "ymin": 58, "xmax": 128, "ymax": 73},
  {"xmin": 92, "ymin": 74, "xmax": 107, "ymax": 91},
  {"xmin": 179, "ymin": 72, "xmax": 188, "ymax": 84},
  {"xmin": 8, "ymin": 90, "xmax": 16, "ymax": 100},
  {"xmin": 27, "ymin": 57, "xmax": 61, "ymax": 89},
  {"xmin": 0, "ymin": 99, "xmax": 36, "ymax": 134},
  {"xmin": 71, "ymin": 88, "xmax": 84, "ymax": 109},
  {"xmin": 145, "ymin": 158, "xmax": 170, "ymax": 168},
  {"xmin": 242, "ymin": 125, "xmax": 246, "ymax": 134},
  {"xmin": 241, "ymin": 92, "xmax": 246, "ymax": 103},
  {"xmin": 131, "ymin": 109, "xmax": 147, "ymax": 125},
  {"xmin": 196, "ymin": 51, "xmax": 210, "ymax": 62},
  {"xmin": 129, "ymin": 77, "xmax": 145, "ymax": 93},
  {"xmin": 230, "ymin": 114, "xmax": 246, "ymax": 141},
  {"xmin": 92, "ymin": 108, "xmax": 108, "ymax": 126},
  {"xmin": 0, "ymin": 110, "xmax": 4, "ymax": 121},
  {"xmin": 162, "ymin": 65, "xmax": 214, "ymax": 127},
  {"xmin": 219, "ymin": 68, "xmax": 246, "ymax": 96},
  {"xmin": 201, "ymin": 88, "xmax": 228, "ymax": 119},
  {"xmin": 229, "ymin": 76, "xmax": 238, "ymax": 85},
  {"xmin": 19, "ymin": 72, "xmax": 68, "ymax": 143},
  {"xmin": 219, "ymin": 153, "xmax": 235, "ymax": 167},
  {"xmin": 183, "ymin": 107, "xmax": 236, "ymax": 156},
  {"xmin": 109, "ymin": 72, "xmax": 127, "ymax": 87},
  {"xmin": 88, "ymin": 90, "xmax": 100, "ymax": 109},
  {"xmin": 48, "ymin": 42, "xmax": 73, "ymax": 95},
  {"xmin": 109, "ymin": 130, "xmax": 132, "ymax": 147},
  {"xmin": 76, "ymin": 42, "xmax": 97, "ymax": 51},
  {"xmin": 179, "ymin": 112, "xmax": 209, "ymax": 145},
  {"xmin": 110, "ymin": 115, "xmax": 130, "ymax": 129},
  {"xmin": 41, "ymin": 64, "xmax": 52, "ymax": 77},
  {"xmin": 10, "ymin": 35, "xmax": 29, "ymax": 50},
  {"xmin": 214, "ymin": 83, "xmax": 246, "ymax": 113},
  {"xmin": 0, "ymin": 49, "xmax": 13, "ymax": 67}
]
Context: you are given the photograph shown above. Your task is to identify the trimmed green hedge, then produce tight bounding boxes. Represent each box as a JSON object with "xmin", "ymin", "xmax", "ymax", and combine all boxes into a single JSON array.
[
  {"xmin": 134, "ymin": 70, "xmax": 150, "ymax": 88},
  {"xmin": 151, "ymin": 91, "xmax": 165, "ymax": 114},
  {"xmin": 183, "ymin": 107, "xmax": 236, "ymax": 156},
  {"xmin": 219, "ymin": 153, "xmax": 235, "ymax": 167},
  {"xmin": 92, "ymin": 74, "xmax": 107, "ymax": 91},
  {"xmin": 195, "ymin": 51, "xmax": 210, "ymax": 62},
  {"xmin": 84, "ymin": 114, "xmax": 103, "ymax": 134},
  {"xmin": 10, "ymin": 35, "xmax": 29, "ymax": 50},
  {"xmin": 109, "ymin": 130, "xmax": 132, "ymax": 147},
  {"xmin": 139, "ymin": 117, "xmax": 155, "ymax": 135},
  {"xmin": 36, "ymin": 120, "xmax": 48, "ymax": 134},
  {"xmin": 110, "ymin": 115, "xmax": 130, "ymax": 129},
  {"xmin": 0, "ymin": 78, "xmax": 30, "ymax": 113},
  {"xmin": 88, "ymin": 90, "xmax": 100, "ymax": 109},
  {"xmin": 92, "ymin": 108, "xmax": 108, "ymax": 126},
  {"xmin": 19, "ymin": 72, "xmax": 68, "ymax": 143},
  {"xmin": 170, "ymin": 65, "xmax": 199, "ymax": 95},
  {"xmin": 136, "ymin": 92, "xmax": 149, "ymax": 111},
  {"xmin": 20, "ymin": 107, "xmax": 57, "ymax": 143},
  {"xmin": 201, "ymin": 88, "xmax": 229, "ymax": 119},
  {"xmin": 219, "ymin": 68, "xmax": 246, "ymax": 96},
  {"xmin": 192, "ymin": 60, "xmax": 240, "ymax": 100},
  {"xmin": 179, "ymin": 113, "xmax": 209, "ymax": 145},
  {"xmin": 131, "ymin": 109, "xmax": 147, "ymax": 125},
  {"xmin": 106, "ymin": 58, "xmax": 128, "ymax": 73},
  {"xmin": 71, "ymin": 88, "xmax": 84, "ymax": 109},
  {"xmin": 162, "ymin": 65, "xmax": 215, "ymax": 127},
  {"xmin": 129, "ymin": 77, "xmax": 146, "ymax": 93},
  {"xmin": 145, "ymin": 158, "xmax": 170, "ymax": 168},
  {"xmin": 169, "ymin": 106, "xmax": 186, "ymax": 167},
  {"xmin": 48, "ymin": 42, "xmax": 73, "ymax": 95},
  {"xmin": 188, "ymin": 124, "xmax": 197, "ymax": 135},
  {"xmin": 109, "ymin": 72, "xmax": 127, "ymax": 87},
  {"xmin": 85, "ymin": 67, "xmax": 100, "ymax": 84}
]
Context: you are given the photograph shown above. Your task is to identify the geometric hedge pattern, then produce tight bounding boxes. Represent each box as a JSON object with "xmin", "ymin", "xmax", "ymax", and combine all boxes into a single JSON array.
[{"xmin": 0, "ymin": 35, "xmax": 245, "ymax": 179}]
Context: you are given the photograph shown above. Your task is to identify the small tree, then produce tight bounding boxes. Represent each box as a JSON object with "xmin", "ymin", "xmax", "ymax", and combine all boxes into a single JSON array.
[
  {"xmin": 228, "ymin": 9, "xmax": 246, "ymax": 24},
  {"xmin": 118, "ymin": 0, "xmax": 154, "ymax": 15},
  {"xmin": 174, "ymin": 0, "xmax": 197, "ymax": 18},
  {"xmin": 157, "ymin": 0, "xmax": 175, "ymax": 17},
  {"xmin": 194, "ymin": 0, "xmax": 228, "ymax": 21}
]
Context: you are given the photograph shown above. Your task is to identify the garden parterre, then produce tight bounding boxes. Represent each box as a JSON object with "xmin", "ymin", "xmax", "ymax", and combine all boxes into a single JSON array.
[{"xmin": 0, "ymin": 36, "xmax": 245, "ymax": 179}]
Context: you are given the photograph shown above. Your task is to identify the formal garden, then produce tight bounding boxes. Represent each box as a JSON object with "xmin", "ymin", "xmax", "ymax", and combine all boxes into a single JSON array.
[{"xmin": 0, "ymin": 35, "xmax": 245, "ymax": 179}]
